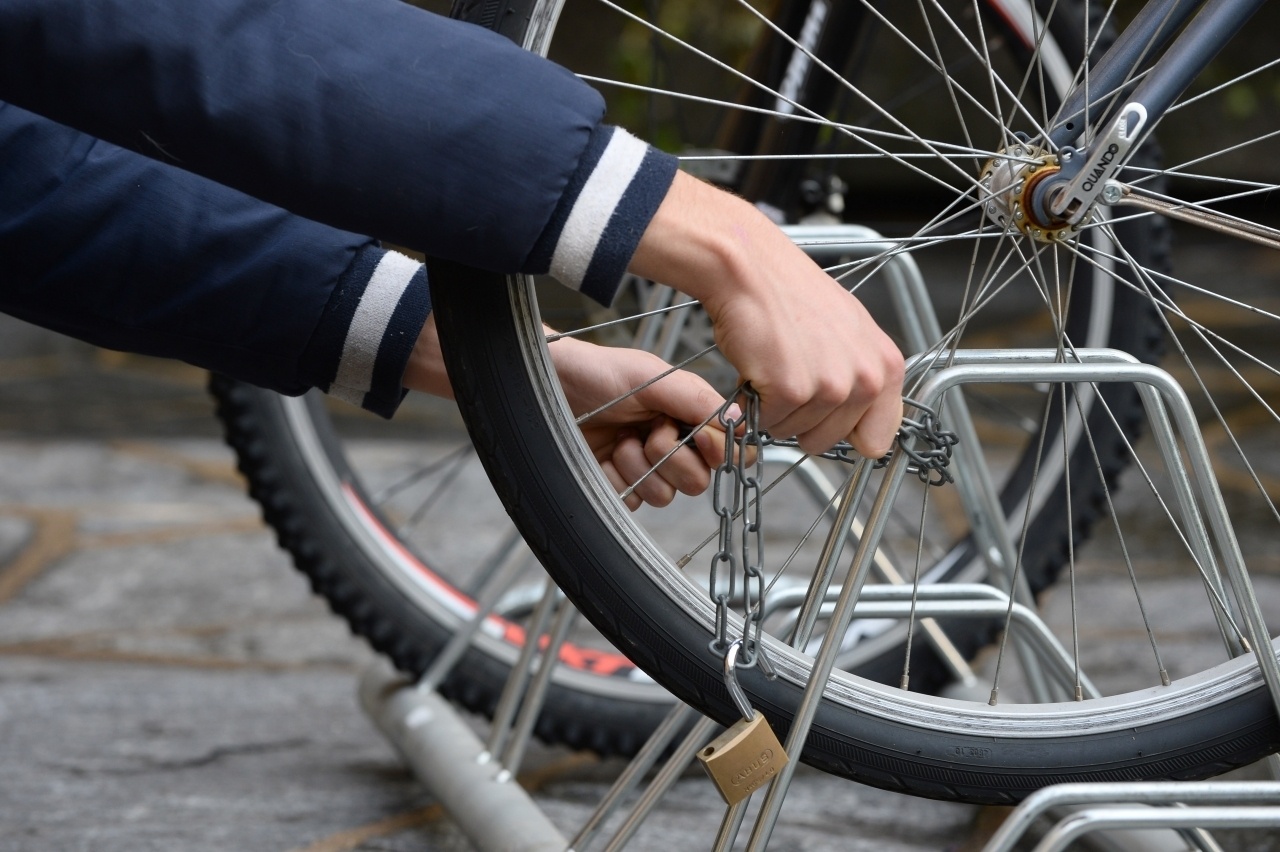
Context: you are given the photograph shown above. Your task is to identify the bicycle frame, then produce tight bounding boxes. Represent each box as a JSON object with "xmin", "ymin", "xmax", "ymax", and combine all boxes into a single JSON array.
[{"xmin": 1045, "ymin": 0, "xmax": 1268, "ymax": 224}]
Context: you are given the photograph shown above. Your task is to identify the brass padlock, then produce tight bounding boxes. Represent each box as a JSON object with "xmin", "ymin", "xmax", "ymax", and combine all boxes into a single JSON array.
[
  {"xmin": 697, "ymin": 709, "xmax": 789, "ymax": 805},
  {"xmin": 697, "ymin": 639, "xmax": 790, "ymax": 805}
]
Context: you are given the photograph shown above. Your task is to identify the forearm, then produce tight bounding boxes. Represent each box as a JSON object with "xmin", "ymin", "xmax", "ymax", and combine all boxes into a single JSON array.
[{"xmin": 626, "ymin": 171, "xmax": 768, "ymax": 312}]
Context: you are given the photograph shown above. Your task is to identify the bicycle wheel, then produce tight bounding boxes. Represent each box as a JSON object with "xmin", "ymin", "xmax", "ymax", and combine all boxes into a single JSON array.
[
  {"xmin": 432, "ymin": 0, "xmax": 1280, "ymax": 803},
  {"xmin": 205, "ymin": 0, "xmax": 1116, "ymax": 748}
]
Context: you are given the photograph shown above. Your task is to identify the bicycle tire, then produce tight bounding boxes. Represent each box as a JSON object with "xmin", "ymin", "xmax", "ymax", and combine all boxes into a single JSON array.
[{"xmin": 429, "ymin": 0, "xmax": 1280, "ymax": 802}]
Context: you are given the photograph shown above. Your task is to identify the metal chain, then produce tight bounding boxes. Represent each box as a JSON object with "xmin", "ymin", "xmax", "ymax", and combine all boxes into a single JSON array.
[
  {"xmin": 756, "ymin": 398, "xmax": 959, "ymax": 486},
  {"xmin": 708, "ymin": 393, "xmax": 742, "ymax": 655},
  {"xmin": 708, "ymin": 386, "xmax": 772, "ymax": 673},
  {"xmin": 738, "ymin": 388, "xmax": 767, "ymax": 669}
]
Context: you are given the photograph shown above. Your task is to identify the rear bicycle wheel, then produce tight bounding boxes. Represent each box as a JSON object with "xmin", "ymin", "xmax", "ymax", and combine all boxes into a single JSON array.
[
  {"xmin": 210, "ymin": 375, "xmax": 674, "ymax": 756},
  {"xmin": 433, "ymin": 0, "xmax": 1280, "ymax": 802}
]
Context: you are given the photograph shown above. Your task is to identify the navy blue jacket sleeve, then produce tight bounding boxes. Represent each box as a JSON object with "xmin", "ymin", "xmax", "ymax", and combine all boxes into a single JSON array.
[
  {"xmin": 0, "ymin": 0, "xmax": 679, "ymax": 413},
  {"xmin": 0, "ymin": 100, "xmax": 427, "ymax": 415},
  {"xmin": 0, "ymin": 0, "xmax": 620, "ymax": 273}
]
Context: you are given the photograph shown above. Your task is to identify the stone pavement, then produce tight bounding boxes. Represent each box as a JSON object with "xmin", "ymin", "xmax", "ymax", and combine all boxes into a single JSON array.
[{"xmin": 0, "ymin": 312, "xmax": 1277, "ymax": 852}]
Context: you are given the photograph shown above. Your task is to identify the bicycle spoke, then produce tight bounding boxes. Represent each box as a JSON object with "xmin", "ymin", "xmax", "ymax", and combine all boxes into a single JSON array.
[
  {"xmin": 1067, "ymin": 379, "xmax": 1172, "ymax": 686},
  {"xmin": 588, "ymin": 0, "xmax": 995, "ymax": 196},
  {"xmin": 725, "ymin": 0, "xmax": 1000, "ymax": 193},
  {"xmin": 369, "ymin": 441, "xmax": 475, "ymax": 506},
  {"xmin": 1168, "ymin": 56, "xmax": 1280, "ymax": 115}
]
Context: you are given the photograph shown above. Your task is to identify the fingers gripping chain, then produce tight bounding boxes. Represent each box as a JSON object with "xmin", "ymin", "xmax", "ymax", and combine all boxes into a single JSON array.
[{"xmin": 755, "ymin": 398, "xmax": 959, "ymax": 485}]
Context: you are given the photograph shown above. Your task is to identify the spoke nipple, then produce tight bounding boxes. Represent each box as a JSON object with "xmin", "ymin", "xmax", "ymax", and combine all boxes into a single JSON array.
[
  {"xmin": 1074, "ymin": 685, "xmax": 1084, "ymax": 702},
  {"xmin": 1159, "ymin": 669, "xmax": 1171, "ymax": 687},
  {"xmin": 988, "ymin": 688, "xmax": 999, "ymax": 706},
  {"xmin": 900, "ymin": 675, "xmax": 910, "ymax": 691}
]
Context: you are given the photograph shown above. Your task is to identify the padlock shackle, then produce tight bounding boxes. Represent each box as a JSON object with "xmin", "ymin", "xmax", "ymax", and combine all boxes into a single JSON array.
[{"xmin": 722, "ymin": 639, "xmax": 757, "ymax": 721}]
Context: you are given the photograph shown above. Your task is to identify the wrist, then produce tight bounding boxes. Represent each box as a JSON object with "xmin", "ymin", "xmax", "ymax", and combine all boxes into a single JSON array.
[
  {"xmin": 402, "ymin": 314, "xmax": 454, "ymax": 399},
  {"xmin": 626, "ymin": 171, "xmax": 760, "ymax": 314}
]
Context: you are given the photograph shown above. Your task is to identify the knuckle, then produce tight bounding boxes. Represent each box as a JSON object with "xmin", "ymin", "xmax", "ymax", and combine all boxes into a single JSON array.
[
  {"xmin": 885, "ymin": 352, "xmax": 906, "ymax": 387},
  {"xmin": 815, "ymin": 375, "xmax": 847, "ymax": 408}
]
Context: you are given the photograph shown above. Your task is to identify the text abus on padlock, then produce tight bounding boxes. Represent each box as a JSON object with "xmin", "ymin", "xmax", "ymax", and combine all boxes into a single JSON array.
[
  {"xmin": 697, "ymin": 708, "xmax": 789, "ymax": 805},
  {"xmin": 697, "ymin": 639, "xmax": 790, "ymax": 805}
]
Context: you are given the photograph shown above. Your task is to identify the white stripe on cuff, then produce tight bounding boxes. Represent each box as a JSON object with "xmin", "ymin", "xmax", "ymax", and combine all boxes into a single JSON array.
[
  {"xmin": 550, "ymin": 129, "xmax": 648, "ymax": 289},
  {"xmin": 327, "ymin": 384, "xmax": 368, "ymax": 409},
  {"xmin": 332, "ymin": 250, "xmax": 420, "ymax": 395}
]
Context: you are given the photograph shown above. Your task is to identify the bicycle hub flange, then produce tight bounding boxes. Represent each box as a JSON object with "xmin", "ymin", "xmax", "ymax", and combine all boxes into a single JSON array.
[{"xmin": 980, "ymin": 143, "xmax": 1076, "ymax": 243}]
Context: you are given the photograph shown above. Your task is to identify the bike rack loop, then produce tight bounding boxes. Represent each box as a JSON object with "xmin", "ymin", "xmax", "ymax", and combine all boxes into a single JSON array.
[
  {"xmin": 905, "ymin": 355, "xmax": 1280, "ymax": 716},
  {"xmin": 740, "ymin": 351, "xmax": 1280, "ymax": 851},
  {"xmin": 983, "ymin": 782, "xmax": 1280, "ymax": 852}
]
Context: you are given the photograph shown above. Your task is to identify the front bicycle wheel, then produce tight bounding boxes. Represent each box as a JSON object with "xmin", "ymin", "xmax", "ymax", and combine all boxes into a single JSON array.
[{"xmin": 433, "ymin": 0, "xmax": 1280, "ymax": 803}]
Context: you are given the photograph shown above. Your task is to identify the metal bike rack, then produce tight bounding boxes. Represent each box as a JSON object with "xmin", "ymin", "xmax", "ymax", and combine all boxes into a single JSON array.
[
  {"xmin": 735, "ymin": 350, "xmax": 1280, "ymax": 851},
  {"xmin": 360, "ymin": 348, "xmax": 1280, "ymax": 851},
  {"xmin": 361, "ymin": 665, "xmax": 570, "ymax": 852},
  {"xmin": 361, "ymin": 199, "xmax": 1280, "ymax": 852},
  {"xmin": 984, "ymin": 782, "xmax": 1280, "ymax": 852}
]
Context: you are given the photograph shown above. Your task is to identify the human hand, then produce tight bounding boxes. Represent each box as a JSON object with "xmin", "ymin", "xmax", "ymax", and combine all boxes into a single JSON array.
[
  {"xmin": 627, "ymin": 171, "xmax": 905, "ymax": 458},
  {"xmin": 548, "ymin": 334, "xmax": 731, "ymax": 510}
]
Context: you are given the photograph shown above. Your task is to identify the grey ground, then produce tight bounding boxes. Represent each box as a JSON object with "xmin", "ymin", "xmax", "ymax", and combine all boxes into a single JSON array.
[{"xmin": 2, "ymin": 237, "xmax": 1279, "ymax": 852}]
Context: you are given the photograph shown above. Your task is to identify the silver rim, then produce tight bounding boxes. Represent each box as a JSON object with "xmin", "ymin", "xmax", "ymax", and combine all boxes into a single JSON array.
[{"xmin": 497, "ymin": 0, "xmax": 1280, "ymax": 738}]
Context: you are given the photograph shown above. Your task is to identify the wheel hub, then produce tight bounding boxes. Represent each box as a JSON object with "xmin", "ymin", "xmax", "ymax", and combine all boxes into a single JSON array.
[{"xmin": 980, "ymin": 143, "xmax": 1076, "ymax": 242}]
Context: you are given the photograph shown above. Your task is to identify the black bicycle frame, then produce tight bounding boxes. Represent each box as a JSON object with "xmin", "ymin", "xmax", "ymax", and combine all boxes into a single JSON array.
[{"xmin": 1050, "ymin": 0, "xmax": 1269, "ymax": 151}]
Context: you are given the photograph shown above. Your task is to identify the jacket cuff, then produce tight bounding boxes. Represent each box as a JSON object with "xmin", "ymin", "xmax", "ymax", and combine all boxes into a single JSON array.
[
  {"xmin": 303, "ymin": 246, "xmax": 430, "ymax": 418},
  {"xmin": 526, "ymin": 125, "xmax": 678, "ymax": 306}
]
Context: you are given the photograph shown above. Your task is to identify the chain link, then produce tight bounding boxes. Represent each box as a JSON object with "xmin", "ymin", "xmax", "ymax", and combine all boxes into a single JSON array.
[{"xmin": 708, "ymin": 386, "xmax": 771, "ymax": 672}]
